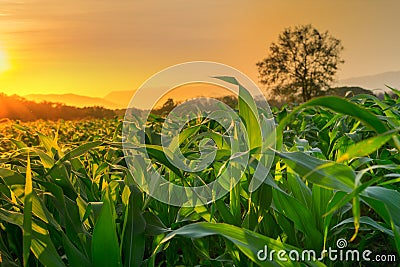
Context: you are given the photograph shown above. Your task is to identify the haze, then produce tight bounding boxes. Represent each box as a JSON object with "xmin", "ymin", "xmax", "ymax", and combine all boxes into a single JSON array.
[{"xmin": 0, "ymin": 0, "xmax": 400, "ymax": 103}]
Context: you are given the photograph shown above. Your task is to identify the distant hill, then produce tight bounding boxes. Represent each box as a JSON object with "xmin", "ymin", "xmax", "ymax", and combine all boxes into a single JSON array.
[
  {"xmin": 0, "ymin": 83, "xmax": 387, "ymax": 121},
  {"xmin": 103, "ymin": 90, "xmax": 135, "ymax": 109},
  {"xmin": 0, "ymin": 94, "xmax": 116, "ymax": 121},
  {"xmin": 105, "ymin": 84, "xmax": 234, "ymax": 110},
  {"xmin": 13, "ymin": 71, "xmax": 398, "ymax": 112},
  {"xmin": 325, "ymin": 86, "xmax": 373, "ymax": 97},
  {"xmin": 338, "ymin": 71, "xmax": 400, "ymax": 91},
  {"xmin": 25, "ymin": 93, "xmax": 121, "ymax": 109}
]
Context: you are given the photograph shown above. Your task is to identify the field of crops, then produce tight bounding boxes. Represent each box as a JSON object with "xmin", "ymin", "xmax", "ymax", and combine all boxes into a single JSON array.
[{"xmin": 0, "ymin": 88, "xmax": 399, "ymax": 266}]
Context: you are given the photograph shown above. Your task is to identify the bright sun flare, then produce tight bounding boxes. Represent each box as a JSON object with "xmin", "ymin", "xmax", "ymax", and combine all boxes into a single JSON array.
[{"xmin": 0, "ymin": 49, "xmax": 10, "ymax": 73}]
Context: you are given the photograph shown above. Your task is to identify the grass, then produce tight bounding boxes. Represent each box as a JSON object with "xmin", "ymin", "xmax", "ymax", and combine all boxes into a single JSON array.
[{"xmin": 0, "ymin": 86, "xmax": 399, "ymax": 266}]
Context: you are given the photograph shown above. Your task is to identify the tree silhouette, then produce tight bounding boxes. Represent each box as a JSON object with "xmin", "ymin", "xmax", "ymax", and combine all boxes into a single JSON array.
[
  {"xmin": 257, "ymin": 24, "xmax": 344, "ymax": 102},
  {"xmin": 0, "ymin": 93, "xmax": 116, "ymax": 121}
]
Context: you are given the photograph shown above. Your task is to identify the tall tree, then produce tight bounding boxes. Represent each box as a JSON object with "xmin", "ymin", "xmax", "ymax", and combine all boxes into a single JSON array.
[{"xmin": 257, "ymin": 24, "xmax": 344, "ymax": 102}]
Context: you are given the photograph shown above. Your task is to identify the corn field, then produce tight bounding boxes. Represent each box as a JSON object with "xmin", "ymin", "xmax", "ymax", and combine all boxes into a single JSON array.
[{"xmin": 0, "ymin": 87, "xmax": 399, "ymax": 266}]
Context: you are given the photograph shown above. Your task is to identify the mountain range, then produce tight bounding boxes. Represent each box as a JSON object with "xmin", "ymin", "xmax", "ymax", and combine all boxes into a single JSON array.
[
  {"xmin": 337, "ymin": 71, "xmax": 400, "ymax": 91},
  {"xmin": 25, "ymin": 93, "xmax": 122, "ymax": 109},
  {"xmin": 22, "ymin": 71, "xmax": 400, "ymax": 109}
]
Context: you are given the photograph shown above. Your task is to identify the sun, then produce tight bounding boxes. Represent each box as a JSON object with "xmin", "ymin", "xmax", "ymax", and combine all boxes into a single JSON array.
[{"xmin": 0, "ymin": 49, "xmax": 10, "ymax": 73}]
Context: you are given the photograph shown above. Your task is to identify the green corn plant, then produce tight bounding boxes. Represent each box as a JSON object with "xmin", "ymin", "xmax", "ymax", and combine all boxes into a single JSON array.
[{"xmin": 0, "ymin": 86, "xmax": 398, "ymax": 266}]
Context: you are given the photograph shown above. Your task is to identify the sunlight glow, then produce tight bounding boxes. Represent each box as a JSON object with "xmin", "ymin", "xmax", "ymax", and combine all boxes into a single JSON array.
[{"xmin": 0, "ymin": 48, "xmax": 10, "ymax": 73}]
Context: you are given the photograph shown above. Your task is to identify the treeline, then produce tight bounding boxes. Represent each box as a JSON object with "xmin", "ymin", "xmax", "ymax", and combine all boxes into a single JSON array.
[
  {"xmin": 151, "ymin": 95, "xmax": 238, "ymax": 116},
  {"xmin": 0, "ymin": 93, "xmax": 117, "ymax": 121},
  {"xmin": 0, "ymin": 86, "xmax": 388, "ymax": 121},
  {"xmin": 151, "ymin": 86, "xmax": 379, "ymax": 114}
]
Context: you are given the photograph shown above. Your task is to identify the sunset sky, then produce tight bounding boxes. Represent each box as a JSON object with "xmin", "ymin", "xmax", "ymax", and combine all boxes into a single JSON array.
[{"xmin": 0, "ymin": 0, "xmax": 400, "ymax": 101}]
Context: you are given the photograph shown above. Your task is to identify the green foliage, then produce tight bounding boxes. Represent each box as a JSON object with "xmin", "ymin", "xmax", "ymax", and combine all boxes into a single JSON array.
[
  {"xmin": 0, "ymin": 93, "xmax": 117, "ymax": 121},
  {"xmin": 0, "ymin": 87, "xmax": 399, "ymax": 266}
]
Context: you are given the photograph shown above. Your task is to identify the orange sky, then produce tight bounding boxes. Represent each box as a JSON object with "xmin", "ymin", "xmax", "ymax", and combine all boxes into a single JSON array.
[{"xmin": 0, "ymin": 0, "xmax": 400, "ymax": 99}]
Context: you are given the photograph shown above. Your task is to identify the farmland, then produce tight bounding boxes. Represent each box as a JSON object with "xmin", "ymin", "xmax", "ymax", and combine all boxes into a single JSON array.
[{"xmin": 0, "ymin": 89, "xmax": 399, "ymax": 266}]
